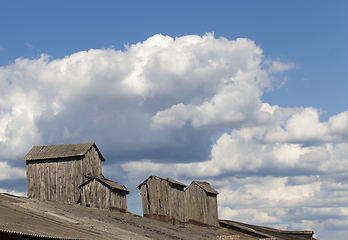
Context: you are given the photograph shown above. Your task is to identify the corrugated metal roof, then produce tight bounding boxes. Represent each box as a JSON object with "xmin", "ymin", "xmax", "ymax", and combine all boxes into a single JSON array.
[
  {"xmin": 137, "ymin": 175, "xmax": 187, "ymax": 189},
  {"xmin": 191, "ymin": 181, "xmax": 219, "ymax": 195},
  {"xmin": 22, "ymin": 143, "xmax": 105, "ymax": 162},
  {"xmin": 79, "ymin": 177, "xmax": 130, "ymax": 194}
]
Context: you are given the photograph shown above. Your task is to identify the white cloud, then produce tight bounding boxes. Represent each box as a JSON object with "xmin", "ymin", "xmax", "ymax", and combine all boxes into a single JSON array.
[
  {"xmin": 0, "ymin": 33, "xmax": 295, "ymax": 164},
  {"xmin": 0, "ymin": 188, "xmax": 26, "ymax": 197},
  {"xmin": 0, "ymin": 162, "xmax": 25, "ymax": 180},
  {"xmin": 265, "ymin": 60, "xmax": 296, "ymax": 74}
]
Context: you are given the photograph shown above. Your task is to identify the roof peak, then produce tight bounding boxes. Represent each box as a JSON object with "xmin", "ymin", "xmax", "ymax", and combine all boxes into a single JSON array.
[
  {"xmin": 23, "ymin": 143, "xmax": 105, "ymax": 162},
  {"xmin": 137, "ymin": 175, "xmax": 187, "ymax": 189},
  {"xmin": 188, "ymin": 181, "xmax": 219, "ymax": 195}
]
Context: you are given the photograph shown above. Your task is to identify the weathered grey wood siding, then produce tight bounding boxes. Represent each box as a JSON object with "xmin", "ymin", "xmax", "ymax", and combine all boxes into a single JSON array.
[
  {"xmin": 26, "ymin": 146, "xmax": 103, "ymax": 204},
  {"xmin": 79, "ymin": 179, "xmax": 127, "ymax": 211},
  {"xmin": 139, "ymin": 176, "xmax": 185, "ymax": 222},
  {"xmin": 184, "ymin": 183, "xmax": 219, "ymax": 227},
  {"xmin": 83, "ymin": 147, "xmax": 103, "ymax": 179}
]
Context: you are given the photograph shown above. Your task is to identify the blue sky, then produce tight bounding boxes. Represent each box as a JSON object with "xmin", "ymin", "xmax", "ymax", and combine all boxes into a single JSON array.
[{"xmin": 1, "ymin": 1, "xmax": 348, "ymax": 239}]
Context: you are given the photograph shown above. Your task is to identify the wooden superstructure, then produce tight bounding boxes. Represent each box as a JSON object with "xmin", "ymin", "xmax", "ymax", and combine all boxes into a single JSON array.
[
  {"xmin": 23, "ymin": 143, "xmax": 105, "ymax": 204},
  {"xmin": 137, "ymin": 175, "xmax": 187, "ymax": 223},
  {"xmin": 184, "ymin": 181, "xmax": 219, "ymax": 227},
  {"xmin": 78, "ymin": 177, "xmax": 129, "ymax": 212}
]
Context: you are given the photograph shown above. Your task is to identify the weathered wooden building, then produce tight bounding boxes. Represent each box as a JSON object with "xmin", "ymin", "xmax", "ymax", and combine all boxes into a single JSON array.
[
  {"xmin": 137, "ymin": 175, "xmax": 187, "ymax": 223},
  {"xmin": 78, "ymin": 176, "xmax": 130, "ymax": 212},
  {"xmin": 184, "ymin": 181, "xmax": 219, "ymax": 227},
  {"xmin": 23, "ymin": 143, "xmax": 105, "ymax": 204}
]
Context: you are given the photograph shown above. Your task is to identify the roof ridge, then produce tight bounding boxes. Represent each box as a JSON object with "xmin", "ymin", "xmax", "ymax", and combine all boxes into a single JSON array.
[{"xmin": 23, "ymin": 143, "xmax": 105, "ymax": 162}]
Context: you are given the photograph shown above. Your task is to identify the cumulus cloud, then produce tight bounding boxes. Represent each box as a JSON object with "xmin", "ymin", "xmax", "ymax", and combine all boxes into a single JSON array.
[
  {"xmin": 0, "ymin": 33, "xmax": 294, "ymax": 164},
  {"xmin": 0, "ymin": 162, "xmax": 26, "ymax": 180}
]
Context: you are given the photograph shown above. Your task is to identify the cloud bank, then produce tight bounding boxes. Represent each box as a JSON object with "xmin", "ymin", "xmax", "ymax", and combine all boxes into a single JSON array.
[{"xmin": 0, "ymin": 33, "xmax": 346, "ymax": 239}]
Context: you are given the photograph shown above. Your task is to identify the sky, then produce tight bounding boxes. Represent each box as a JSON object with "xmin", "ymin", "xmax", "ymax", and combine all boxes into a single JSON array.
[{"xmin": 0, "ymin": 1, "xmax": 347, "ymax": 239}]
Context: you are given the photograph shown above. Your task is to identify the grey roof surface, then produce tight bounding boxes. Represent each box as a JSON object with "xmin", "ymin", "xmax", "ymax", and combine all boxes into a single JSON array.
[
  {"xmin": 78, "ymin": 177, "xmax": 130, "ymax": 194},
  {"xmin": 137, "ymin": 175, "xmax": 187, "ymax": 189},
  {"xmin": 190, "ymin": 181, "xmax": 219, "ymax": 195},
  {"xmin": 219, "ymin": 220, "xmax": 314, "ymax": 240},
  {"xmin": 0, "ymin": 193, "xmax": 315, "ymax": 240},
  {"xmin": 0, "ymin": 193, "xmax": 235, "ymax": 240},
  {"xmin": 22, "ymin": 143, "xmax": 105, "ymax": 162}
]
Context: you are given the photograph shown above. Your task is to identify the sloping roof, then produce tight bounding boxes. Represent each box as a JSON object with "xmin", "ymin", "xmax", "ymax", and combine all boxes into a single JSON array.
[
  {"xmin": 22, "ymin": 143, "xmax": 105, "ymax": 162},
  {"xmin": 78, "ymin": 177, "xmax": 130, "ymax": 194},
  {"xmin": 188, "ymin": 181, "xmax": 219, "ymax": 195},
  {"xmin": 219, "ymin": 220, "xmax": 314, "ymax": 240},
  {"xmin": 137, "ymin": 175, "xmax": 187, "ymax": 189},
  {"xmin": 0, "ymin": 193, "xmax": 238, "ymax": 240},
  {"xmin": 0, "ymin": 194, "xmax": 316, "ymax": 240}
]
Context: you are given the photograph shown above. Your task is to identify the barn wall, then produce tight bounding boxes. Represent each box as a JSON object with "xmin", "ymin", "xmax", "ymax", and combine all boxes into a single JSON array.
[
  {"xmin": 80, "ymin": 179, "xmax": 127, "ymax": 211},
  {"xmin": 168, "ymin": 184, "xmax": 185, "ymax": 222},
  {"xmin": 139, "ymin": 177, "xmax": 185, "ymax": 222},
  {"xmin": 26, "ymin": 157, "xmax": 84, "ymax": 204},
  {"xmin": 82, "ymin": 146, "xmax": 103, "ymax": 181},
  {"xmin": 26, "ymin": 145, "xmax": 103, "ymax": 204},
  {"xmin": 140, "ymin": 184, "xmax": 149, "ymax": 215},
  {"xmin": 184, "ymin": 183, "xmax": 218, "ymax": 227},
  {"xmin": 110, "ymin": 188, "xmax": 127, "ymax": 210}
]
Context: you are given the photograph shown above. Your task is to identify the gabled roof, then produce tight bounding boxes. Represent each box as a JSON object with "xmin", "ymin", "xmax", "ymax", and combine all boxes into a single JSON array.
[
  {"xmin": 187, "ymin": 181, "xmax": 219, "ymax": 195},
  {"xmin": 22, "ymin": 143, "xmax": 105, "ymax": 162},
  {"xmin": 78, "ymin": 177, "xmax": 130, "ymax": 194},
  {"xmin": 137, "ymin": 175, "xmax": 187, "ymax": 189}
]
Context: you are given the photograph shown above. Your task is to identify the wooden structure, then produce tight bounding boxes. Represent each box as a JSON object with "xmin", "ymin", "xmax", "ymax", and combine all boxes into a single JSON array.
[
  {"xmin": 78, "ymin": 177, "xmax": 130, "ymax": 212},
  {"xmin": 137, "ymin": 175, "xmax": 187, "ymax": 223},
  {"xmin": 23, "ymin": 143, "xmax": 105, "ymax": 204},
  {"xmin": 185, "ymin": 181, "xmax": 219, "ymax": 227}
]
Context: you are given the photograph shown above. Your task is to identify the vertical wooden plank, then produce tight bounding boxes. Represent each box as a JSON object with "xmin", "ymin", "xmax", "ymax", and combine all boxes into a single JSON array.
[
  {"xmin": 91, "ymin": 179, "xmax": 96, "ymax": 208},
  {"xmin": 56, "ymin": 161, "xmax": 60, "ymax": 202},
  {"xmin": 102, "ymin": 184, "xmax": 107, "ymax": 209},
  {"xmin": 41, "ymin": 162, "xmax": 45, "ymax": 200},
  {"xmin": 43, "ymin": 162, "xmax": 47, "ymax": 200},
  {"xmin": 45, "ymin": 162, "xmax": 50, "ymax": 201},
  {"xmin": 71, "ymin": 160, "xmax": 75, "ymax": 203},
  {"xmin": 110, "ymin": 189, "xmax": 114, "ymax": 208},
  {"xmin": 48, "ymin": 162, "xmax": 53, "ymax": 201},
  {"xmin": 79, "ymin": 186, "xmax": 84, "ymax": 206},
  {"xmin": 124, "ymin": 192, "xmax": 127, "ymax": 211},
  {"xmin": 64, "ymin": 160, "xmax": 69, "ymax": 203},
  {"xmin": 38, "ymin": 162, "xmax": 43, "ymax": 199},
  {"xmin": 33, "ymin": 163, "xmax": 38, "ymax": 199},
  {"xmin": 60, "ymin": 160, "xmax": 65, "ymax": 202},
  {"xmin": 97, "ymin": 181, "xmax": 102, "ymax": 209},
  {"xmin": 36, "ymin": 162, "xmax": 40, "ymax": 199},
  {"xmin": 140, "ymin": 185, "xmax": 147, "ymax": 215},
  {"xmin": 69, "ymin": 160, "xmax": 73, "ymax": 204},
  {"xmin": 75, "ymin": 159, "xmax": 82, "ymax": 203},
  {"xmin": 26, "ymin": 163, "xmax": 31, "ymax": 198},
  {"xmin": 70, "ymin": 160, "xmax": 75, "ymax": 203},
  {"xmin": 87, "ymin": 179, "xmax": 91, "ymax": 206},
  {"xmin": 105, "ymin": 186, "xmax": 110, "ymax": 209},
  {"xmin": 97, "ymin": 180, "xmax": 101, "ymax": 209}
]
